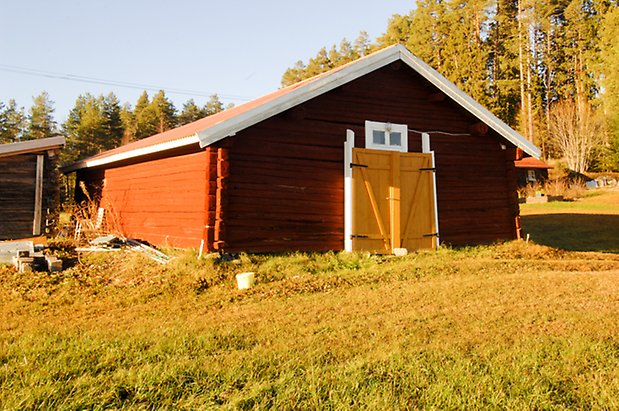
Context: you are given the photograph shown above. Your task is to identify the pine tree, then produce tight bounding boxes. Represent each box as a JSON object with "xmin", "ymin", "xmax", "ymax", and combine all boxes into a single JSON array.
[
  {"xmin": 353, "ymin": 31, "xmax": 374, "ymax": 56},
  {"xmin": 120, "ymin": 103, "xmax": 136, "ymax": 145},
  {"xmin": 102, "ymin": 93, "xmax": 124, "ymax": 150},
  {"xmin": 26, "ymin": 91, "xmax": 56, "ymax": 140},
  {"xmin": 441, "ymin": 0, "xmax": 492, "ymax": 107},
  {"xmin": 487, "ymin": 0, "xmax": 521, "ymax": 128},
  {"xmin": 282, "ymin": 61, "xmax": 308, "ymax": 87},
  {"xmin": 150, "ymin": 90, "xmax": 177, "ymax": 133},
  {"xmin": 178, "ymin": 99, "xmax": 206, "ymax": 125},
  {"xmin": 0, "ymin": 99, "xmax": 26, "ymax": 143},
  {"xmin": 281, "ymin": 34, "xmax": 373, "ymax": 87},
  {"xmin": 133, "ymin": 91, "xmax": 158, "ymax": 140},
  {"xmin": 599, "ymin": 5, "xmax": 619, "ymax": 168},
  {"xmin": 62, "ymin": 93, "xmax": 125, "ymax": 164},
  {"xmin": 204, "ymin": 94, "xmax": 224, "ymax": 116}
]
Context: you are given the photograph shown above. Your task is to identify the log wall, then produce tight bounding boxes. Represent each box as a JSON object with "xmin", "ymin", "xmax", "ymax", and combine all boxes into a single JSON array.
[{"xmin": 98, "ymin": 150, "xmax": 209, "ymax": 248}]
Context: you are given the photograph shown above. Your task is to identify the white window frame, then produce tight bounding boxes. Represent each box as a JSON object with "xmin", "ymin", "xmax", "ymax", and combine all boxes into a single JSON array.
[
  {"xmin": 527, "ymin": 169, "xmax": 537, "ymax": 182},
  {"xmin": 365, "ymin": 120, "xmax": 408, "ymax": 152}
]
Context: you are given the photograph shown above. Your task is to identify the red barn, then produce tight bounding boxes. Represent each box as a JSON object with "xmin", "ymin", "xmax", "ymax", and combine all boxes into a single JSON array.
[{"xmin": 65, "ymin": 45, "xmax": 540, "ymax": 254}]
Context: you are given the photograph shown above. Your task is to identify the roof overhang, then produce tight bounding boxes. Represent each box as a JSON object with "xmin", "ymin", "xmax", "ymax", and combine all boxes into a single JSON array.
[
  {"xmin": 67, "ymin": 44, "xmax": 541, "ymax": 172},
  {"xmin": 0, "ymin": 136, "xmax": 66, "ymax": 159},
  {"xmin": 62, "ymin": 134, "xmax": 200, "ymax": 173},
  {"xmin": 197, "ymin": 45, "xmax": 541, "ymax": 158},
  {"xmin": 196, "ymin": 49, "xmax": 401, "ymax": 147}
]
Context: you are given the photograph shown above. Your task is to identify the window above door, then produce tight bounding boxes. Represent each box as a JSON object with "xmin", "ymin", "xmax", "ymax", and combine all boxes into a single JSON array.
[{"xmin": 365, "ymin": 121, "xmax": 408, "ymax": 152}]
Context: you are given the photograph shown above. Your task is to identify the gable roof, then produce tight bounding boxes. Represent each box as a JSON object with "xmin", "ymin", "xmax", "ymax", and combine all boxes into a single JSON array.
[
  {"xmin": 65, "ymin": 44, "xmax": 540, "ymax": 172},
  {"xmin": 0, "ymin": 136, "xmax": 65, "ymax": 159}
]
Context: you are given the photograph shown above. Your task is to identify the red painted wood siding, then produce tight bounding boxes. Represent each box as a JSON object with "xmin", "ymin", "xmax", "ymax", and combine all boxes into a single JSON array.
[
  {"xmin": 223, "ymin": 63, "xmax": 518, "ymax": 252},
  {"xmin": 100, "ymin": 151, "xmax": 209, "ymax": 248}
]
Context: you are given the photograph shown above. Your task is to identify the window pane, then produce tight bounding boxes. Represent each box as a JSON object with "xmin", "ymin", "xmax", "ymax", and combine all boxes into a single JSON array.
[
  {"xmin": 390, "ymin": 132, "xmax": 402, "ymax": 146},
  {"xmin": 373, "ymin": 130, "xmax": 386, "ymax": 145}
]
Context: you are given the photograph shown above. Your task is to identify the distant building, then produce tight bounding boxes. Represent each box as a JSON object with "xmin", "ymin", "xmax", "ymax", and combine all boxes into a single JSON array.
[
  {"xmin": 514, "ymin": 157, "xmax": 553, "ymax": 187},
  {"xmin": 0, "ymin": 137, "xmax": 65, "ymax": 240}
]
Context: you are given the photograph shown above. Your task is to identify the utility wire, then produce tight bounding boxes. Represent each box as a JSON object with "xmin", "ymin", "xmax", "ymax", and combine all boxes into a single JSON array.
[
  {"xmin": 408, "ymin": 128, "xmax": 471, "ymax": 137},
  {"xmin": 0, "ymin": 64, "xmax": 254, "ymax": 102}
]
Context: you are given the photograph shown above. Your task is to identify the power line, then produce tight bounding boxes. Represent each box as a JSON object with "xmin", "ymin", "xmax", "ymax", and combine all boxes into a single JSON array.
[{"xmin": 0, "ymin": 64, "xmax": 254, "ymax": 102}]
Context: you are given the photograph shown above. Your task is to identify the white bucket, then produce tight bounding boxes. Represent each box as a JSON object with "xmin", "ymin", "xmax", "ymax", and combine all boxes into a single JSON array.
[{"xmin": 236, "ymin": 272, "xmax": 255, "ymax": 290}]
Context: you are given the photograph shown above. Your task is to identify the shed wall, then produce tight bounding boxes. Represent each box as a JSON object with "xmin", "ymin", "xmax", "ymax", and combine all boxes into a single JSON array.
[
  {"xmin": 98, "ymin": 150, "xmax": 209, "ymax": 248},
  {"xmin": 0, "ymin": 152, "xmax": 61, "ymax": 240}
]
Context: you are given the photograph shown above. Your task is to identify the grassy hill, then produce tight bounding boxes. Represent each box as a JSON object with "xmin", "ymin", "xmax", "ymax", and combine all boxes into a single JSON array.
[{"xmin": 1, "ymin": 189, "xmax": 619, "ymax": 409}]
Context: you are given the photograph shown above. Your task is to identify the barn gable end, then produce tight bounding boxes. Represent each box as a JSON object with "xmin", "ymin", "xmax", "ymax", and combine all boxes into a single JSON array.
[{"xmin": 221, "ymin": 62, "xmax": 521, "ymax": 252}]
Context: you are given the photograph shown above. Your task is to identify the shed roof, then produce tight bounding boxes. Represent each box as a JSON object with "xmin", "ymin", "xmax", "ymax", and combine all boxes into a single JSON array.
[
  {"xmin": 0, "ymin": 136, "xmax": 66, "ymax": 159},
  {"xmin": 514, "ymin": 157, "xmax": 553, "ymax": 169},
  {"xmin": 66, "ymin": 44, "xmax": 541, "ymax": 172}
]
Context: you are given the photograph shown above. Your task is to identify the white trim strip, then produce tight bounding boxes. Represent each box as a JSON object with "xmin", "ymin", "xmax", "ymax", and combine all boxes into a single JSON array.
[
  {"xmin": 397, "ymin": 48, "xmax": 540, "ymax": 158},
  {"xmin": 344, "ymin": 129, "xmax": 354, "ymax": 252},
  {"xmin": 84, "ymin": 135, "xmax": 200, "ymax": 168},
  {"xmin": 197, "ymin": 51, "xmax": 400, "ymax": 148}
]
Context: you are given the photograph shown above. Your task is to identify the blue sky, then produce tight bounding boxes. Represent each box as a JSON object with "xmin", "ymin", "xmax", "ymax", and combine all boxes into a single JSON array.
[{"xmin": 0, "ymin": 0, "xmax": 413, "ymax": 122}]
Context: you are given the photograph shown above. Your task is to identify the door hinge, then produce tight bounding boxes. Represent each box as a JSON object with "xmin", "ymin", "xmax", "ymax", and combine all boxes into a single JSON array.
[
  {"xmin": 351, "ymin": 234, "xmax": 369, "ymax": 239},
  {"xmin": 350, "ymin": 163, "xmax": 368, "ymax": 168},
  {"xmin": 419, "ymin": 167, "xmax": 436, "ymax": 171},
  {"xmin": 423, "ymin": 232, "xmax": 439, "ymax": 237}
]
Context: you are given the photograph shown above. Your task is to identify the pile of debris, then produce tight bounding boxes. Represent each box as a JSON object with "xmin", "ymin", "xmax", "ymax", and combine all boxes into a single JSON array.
[
  {"xmin": 1, "ymin": 235, "xmax": 171, "ymax": 274},
  {"xmin": 77, "ymin": 235, "xmax": 172, "ymax": 264},
  {"xmin": 0, "ymin": 241, "xmax": 62, "ymax": 273}
]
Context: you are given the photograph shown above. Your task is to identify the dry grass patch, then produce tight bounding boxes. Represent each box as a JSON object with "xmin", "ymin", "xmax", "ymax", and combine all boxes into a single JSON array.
[{"xmin": 2, "ymin": 241, "xmax": 619, "ymax": 409}]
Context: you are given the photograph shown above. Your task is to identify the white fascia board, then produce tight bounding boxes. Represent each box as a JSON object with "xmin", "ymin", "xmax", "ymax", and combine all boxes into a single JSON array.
[
  {"xmin": 0, "ymin": 136, "xmax": 65, "ymax": 158},
  {"xmin": 82, "ymin": 134, "xmax": 200, "ymax": 169},
  {"xmin": 397, "ymin": 47, "xmax": 542, "ymax": 158},
  {"xmin": 197, "ymin": 49, "xmax": 401, "ymax": 147}
]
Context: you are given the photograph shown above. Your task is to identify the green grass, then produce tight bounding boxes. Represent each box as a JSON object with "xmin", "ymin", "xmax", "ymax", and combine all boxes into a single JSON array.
[
  {"xmin": 2, "ymin": 190, "xmax": 619, "ymax": 409},
  {"xmin": 520, "ymin": 188, "xmax": 619, "ymax": 253}
]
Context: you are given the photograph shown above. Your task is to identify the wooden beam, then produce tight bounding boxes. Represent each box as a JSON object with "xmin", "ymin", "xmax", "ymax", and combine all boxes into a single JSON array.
[
  {"xmin": 389, "ymin": 152, "xmax": 400, "ymax": 252},
  {"xmin": 32, "ymin": 154, "xmax": 44, "ymax": 236},
  {"xmin": 214, "ymin": 147, "xmax": 229, "ymax": 250},
  {"xmin": 467, "ymin": 122, "xmax": 489, "ymax": 136}
]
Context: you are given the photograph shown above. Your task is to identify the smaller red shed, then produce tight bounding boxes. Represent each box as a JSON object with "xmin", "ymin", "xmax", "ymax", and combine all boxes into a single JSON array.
[{"xmin": 514, "ymin": 157, "xmax": 553, "ymax": 187}]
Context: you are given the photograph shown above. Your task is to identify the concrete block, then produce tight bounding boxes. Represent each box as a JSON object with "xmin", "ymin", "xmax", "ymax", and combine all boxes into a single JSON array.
[{"xmin": 46, "ymin": 257, "xmax": 62, "ymax": 272}]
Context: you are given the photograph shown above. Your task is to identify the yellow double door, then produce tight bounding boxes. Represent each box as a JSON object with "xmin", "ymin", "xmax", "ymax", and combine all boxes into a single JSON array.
[{"xmin": 351, "ymin": 148, "xmax": 437, "ymax": 253}]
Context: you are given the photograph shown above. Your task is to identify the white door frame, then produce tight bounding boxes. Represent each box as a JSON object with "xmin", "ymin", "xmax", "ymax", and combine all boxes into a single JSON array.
[{"xmin": 344, "ymin": 129, "xmax": 354, "ymax": 252}]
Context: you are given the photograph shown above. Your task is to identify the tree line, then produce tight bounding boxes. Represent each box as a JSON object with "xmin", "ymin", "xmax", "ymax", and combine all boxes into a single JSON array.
[
  {"xmin": 0, "ymin": 91, "xmax": 228, "ymax": 165},
  {"xmin": 282, "ymin": 0, "xmax": 619, "ymax": 172}
]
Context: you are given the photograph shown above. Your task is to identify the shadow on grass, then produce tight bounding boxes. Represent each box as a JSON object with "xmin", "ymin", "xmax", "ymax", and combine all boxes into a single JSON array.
[{"xmin": 521, "ymin": 213, "xmax": 619, "ymax": 253}]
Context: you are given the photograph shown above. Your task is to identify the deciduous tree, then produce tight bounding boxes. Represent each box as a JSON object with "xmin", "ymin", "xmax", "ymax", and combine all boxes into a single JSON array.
[{"xmin": 549, "ymin": 99, "xmax": 605, "ymax": 172}]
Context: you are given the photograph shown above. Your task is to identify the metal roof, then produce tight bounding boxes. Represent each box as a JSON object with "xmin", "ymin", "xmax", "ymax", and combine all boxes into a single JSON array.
[
  {"xmin": 0, "ymin": 136, "xmax": 65, "ymax": 159},
  {"xmin": 66, "ymin": 44, "xmax": 541, "ymax": 172}
]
